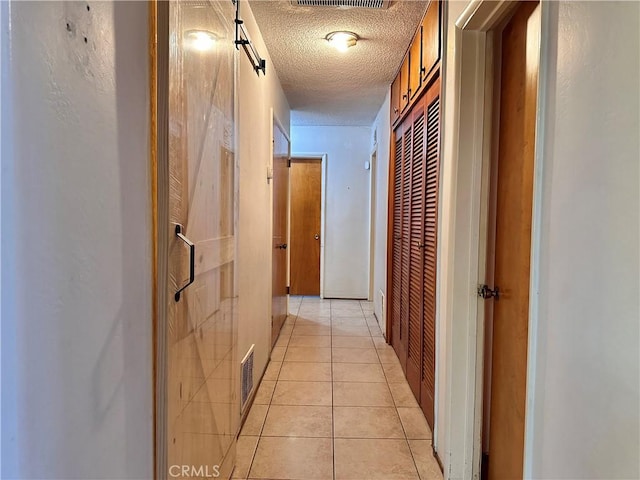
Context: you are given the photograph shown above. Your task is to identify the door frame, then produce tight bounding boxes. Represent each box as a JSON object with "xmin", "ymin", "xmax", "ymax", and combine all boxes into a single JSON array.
[
  {"xmin": 151, "ymin": 1, "xmax": 169, "ymax": 477},
  {"xmin": 368, "ymin": 147, "xmax": 377, "ymax": 302},
  {"xmin": 270, "ymin": 109, "xmax": 291, "ymax": 320},
  {"xmin": 290, "ymin": 153, "xmax": 327, "ymax": 298},
  {"xmin": 440, "ymin": 0, "xmax": 550, "ymax": 477}
]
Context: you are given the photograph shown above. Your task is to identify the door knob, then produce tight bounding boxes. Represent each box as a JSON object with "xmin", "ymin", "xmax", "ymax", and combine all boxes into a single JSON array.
[
  {"xmin": 314, "ymin": 234, "xmax": 319, "ymax": 240},
  {"xmin": 276, "ymin": 243, "xmax": 287, "ymax": 250},
  {"xmin": 478, "ymin": 284, "xmax": 499, "ymax": 300}
]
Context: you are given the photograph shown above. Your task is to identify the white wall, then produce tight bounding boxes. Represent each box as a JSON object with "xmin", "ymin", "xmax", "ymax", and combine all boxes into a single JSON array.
[
  {"xmin": 237, "ymin": 3, "xmax": 291, "ymax": 388},
  {"xmin": 526, "ymin": 2, "xmax": 639, "ymax": 477},
  {"xmin": 292, "ymin": 125, "xmax": 372, "ymax": 299},
  {"xmin": 371, "ymin": 94, "xmax": 391, "ymax": 326},
  {"xmin": 1, "ymin": 2, "xmax": 152, "ymax": 478}
]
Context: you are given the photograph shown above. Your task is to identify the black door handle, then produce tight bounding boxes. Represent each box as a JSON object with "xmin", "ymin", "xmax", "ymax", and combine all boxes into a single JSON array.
[
  {"xmin": 174, "ymin": 224, "xmax": 195, "ymax": 302},
  {"xmin": 477, "ymin": 284, "xmax": 499, "ymax": 300}
]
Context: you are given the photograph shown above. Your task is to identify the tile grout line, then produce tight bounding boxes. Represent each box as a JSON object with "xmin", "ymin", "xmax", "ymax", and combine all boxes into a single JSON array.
[{"xmin": 330, "ymin": 298, "xmax": 337, "ymax": 480}]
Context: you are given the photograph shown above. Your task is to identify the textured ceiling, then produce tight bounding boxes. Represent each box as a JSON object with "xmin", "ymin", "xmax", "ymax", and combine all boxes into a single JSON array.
[{"xmin": 249, "ymin": 0, "xmax": 428, "ymax": 126}]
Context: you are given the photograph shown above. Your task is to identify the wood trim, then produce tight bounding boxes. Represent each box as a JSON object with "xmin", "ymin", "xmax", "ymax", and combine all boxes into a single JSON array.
[
  {"xmin": 152, "ymin": 0, "xmax": 170, "ymax": 478},
  {"xmin": 148, "ymin": 2, "xmax": 158, "ymax": 477},
  {"xmin": 385, "ymin": 128, "xmax": 398, "ymax": 343}
]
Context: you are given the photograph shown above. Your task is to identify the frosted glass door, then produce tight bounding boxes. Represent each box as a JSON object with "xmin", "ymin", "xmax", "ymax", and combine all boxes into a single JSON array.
[{"xmin": 164, "ymin": 1, "xmax": 238, "ymax": 478}]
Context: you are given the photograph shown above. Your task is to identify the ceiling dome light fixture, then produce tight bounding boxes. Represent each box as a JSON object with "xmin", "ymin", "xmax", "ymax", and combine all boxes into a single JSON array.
[
  {"xmin": 185, "ymin": 30, "xmax": 218, "ymax": 52},
  {"xmin": 325, "ymin": 31, "xmax": 359, "ymax": 52}
]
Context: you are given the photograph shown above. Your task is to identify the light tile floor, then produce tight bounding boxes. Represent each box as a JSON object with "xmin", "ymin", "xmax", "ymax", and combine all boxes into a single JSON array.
[{"xmin": 233, "ymin": 297, "xmax": 443, "ymax": 480}]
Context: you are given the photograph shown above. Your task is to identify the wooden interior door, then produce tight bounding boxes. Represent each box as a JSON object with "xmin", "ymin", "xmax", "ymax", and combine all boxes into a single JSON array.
[
  {"xmin": 162, "ymin": 1, "xmax": 238, "ymax": 477},
  {"xmin": 399, "ymin": 123, "xmax": 413, "ymax": 370},
  {"xmin": 272, "ymin": 123, "xmax": 289, "ymax": 346},
  {"xmin": 290, "ymin": 159, "xmax": 321, "ymax": 295},
  {"xmin": 406, "ymin": 97, "xmax": 426, "ymax": 397},
  {"xmin": 390, "ymin": 127, "xmax": 407, "ymax": 369},
  {"xmin": 389, "ymin": 77, "xmax": 441, "ymax": 431},
  {"xmin": 420, "ymin": 76, "xmax": 441, "ymax": 429},
  {"xmin": 486, "ymin": 2, "xmax": 540, "ymax": 478}
]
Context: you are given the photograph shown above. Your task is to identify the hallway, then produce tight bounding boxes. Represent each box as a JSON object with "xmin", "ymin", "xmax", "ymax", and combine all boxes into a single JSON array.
[{"xmin": 233, "ymin": 297, "xmax": 442, "ymax": 480}]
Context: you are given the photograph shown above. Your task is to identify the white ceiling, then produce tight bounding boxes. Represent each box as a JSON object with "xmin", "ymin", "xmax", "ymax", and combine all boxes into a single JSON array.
[{"xmin": 249, "ymin": 0, "xmax": 428, "ymax": 126}]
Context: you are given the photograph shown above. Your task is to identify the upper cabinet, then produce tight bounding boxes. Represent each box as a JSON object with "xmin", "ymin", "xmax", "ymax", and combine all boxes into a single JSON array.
[
  {"xmin": 390, "ymin": 0, "xmax": 441, "ymax": 126},
  {"xmin": 391, "ymin": 74, "xmax": 401, "ymax": 124},
  {"xmin": 409, "ymin": 27, "xmax": 423, "ymax": 101},
  {"xmin": 421, "ymin": 0, "xmax": 440, "ymax": 81},
  {"xmin": 400, "ymin": 55, "xmax": 410, "ymax": 111}
]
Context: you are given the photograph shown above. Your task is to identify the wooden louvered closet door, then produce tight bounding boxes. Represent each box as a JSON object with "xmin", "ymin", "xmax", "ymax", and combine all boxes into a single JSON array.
[
  {"xmin": 399, "ymin": 122, "xmax": 412, "ymax": 369},
  {"xmin": 405, "ymin": 98, "xmax": 426, "ymax": 395},
  {"xmin": 391, "ymin": 125, "xmax": 407, "ymax": 370},
  {"xmin": 388, "ymin": 76, "xmax": 441, "ymax": 431},
  {"xmin": 420, "ymin": 76, "xmax": 440, "ymax": 428}
]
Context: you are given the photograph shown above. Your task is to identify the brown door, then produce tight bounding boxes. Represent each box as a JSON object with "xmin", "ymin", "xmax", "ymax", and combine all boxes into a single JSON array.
[
  {"xmin": 290, "ymin": 158, "xmax": 321, "ymax": 295},
  {"xmin": 420, "ymin": 76, "xmax": 440, "ymax": 429},
  {"xmin": 486, "ymin": 2, "xmax": 540, "ymax": 479},
  {"xmin": 399, "ymin": 121, "xmax": 412, "ymax": 370},
  {"xmin": 405, "ymin": 96, "xmax": 426, "ymax": 397},
  {"xmin": 390, "ymin": 125, "xmax": 408, "ymax": 370},
  {"xmin": 272, "ymin": 123, "xmax": 289, "ymax": 346}
]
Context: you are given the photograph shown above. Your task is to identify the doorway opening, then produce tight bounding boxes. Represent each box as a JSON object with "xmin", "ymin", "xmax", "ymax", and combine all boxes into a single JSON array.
[{"xmin": 441, "ymin": 0, "xmax": 546, "ymax": 477}]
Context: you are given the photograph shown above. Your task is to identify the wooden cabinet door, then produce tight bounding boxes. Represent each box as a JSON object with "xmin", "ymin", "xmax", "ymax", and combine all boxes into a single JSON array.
[
  {"xmin": 421, "ymin": 0, "xmax": 440, "ymax": 82},
  {"xmin": 409, "ymin": 28, "xmax": 423, "ymax": 101},
  {"xmin": 391, "ymin": 74, "xmax": 401, "ymax": 124},
  {"xmin": 420, "ymin": 77, "xmax": 441, "ymax": 429},
  {"xmin": 400, "ymin": 55, "xmax": 410, "ymax": 111}
]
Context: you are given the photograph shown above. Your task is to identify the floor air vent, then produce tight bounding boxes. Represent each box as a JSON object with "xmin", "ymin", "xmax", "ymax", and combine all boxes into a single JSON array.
[
  {"xmin": 241, "ymin": 345, "xmax": 255, "ymax": 411},
  {"xmin": 292, "ymin": 0, "xmax": 389, "ymax": 9}
]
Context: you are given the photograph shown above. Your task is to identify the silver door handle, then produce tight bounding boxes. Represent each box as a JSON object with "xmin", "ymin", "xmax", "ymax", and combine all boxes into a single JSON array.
[
  {"xmin": 174, "ymin": 224, "xmax": 195, "ymax": 302},
  {"xmin": 314, "ymin": 234, "xmax": 319, "ymax": 240}
]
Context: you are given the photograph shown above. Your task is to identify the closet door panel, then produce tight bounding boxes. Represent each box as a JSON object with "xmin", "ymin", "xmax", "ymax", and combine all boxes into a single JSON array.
[
  {"xmin": 391, "ymin": 129, "xmax": 404, "ymax": 361},
  {"xmin": 399, "ymin": 122, "xmax": 413, "ymax": 370},
  {"xmin": 420, "ymin": 78, "xmax": 441, "ymax": 429},
  {"xmin": 406, "ymin": 102, "xmax": 426, "ymax": 396}
]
